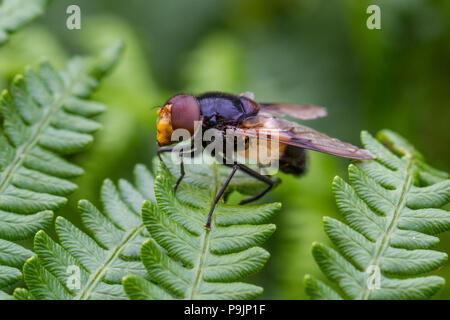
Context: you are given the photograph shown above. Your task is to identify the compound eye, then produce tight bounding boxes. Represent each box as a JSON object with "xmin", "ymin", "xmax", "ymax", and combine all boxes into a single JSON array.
[{"xmin": 169, "ymin": 94, "xmax": 200, "ymax": 135}]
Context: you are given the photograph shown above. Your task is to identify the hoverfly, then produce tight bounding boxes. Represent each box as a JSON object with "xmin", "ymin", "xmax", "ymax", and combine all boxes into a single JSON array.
[{"xmin": 156, "ymin": 92, "xmax": 375, "ymax": 229}]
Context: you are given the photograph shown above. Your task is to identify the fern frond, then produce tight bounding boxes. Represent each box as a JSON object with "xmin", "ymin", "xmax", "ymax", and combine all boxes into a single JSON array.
[
  {"xmin": 19, "ymin": 164, "xmax": 153, "ymax": 300},
  {"xmin": 0, "ymin": 0, "xmax": 50, "ymax": 46},
  {"xmin": 0, "ymin": 41, "xmax": 123, "ymax": 296},
  {"xmin": 123, "ymin": 155, "xmax": 280, "ymax": 300},
  {"xmin": 305, "ymin": 130, "xmax": 450, "ymax": 300}
]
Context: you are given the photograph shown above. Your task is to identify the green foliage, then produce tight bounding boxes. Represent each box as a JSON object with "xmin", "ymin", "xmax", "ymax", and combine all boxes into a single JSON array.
[
  {"xmin": 0, "ymin": 41, "xmax": 123, "ymax": 295},
  {"xmin": 0, "ymin": 0, "xmax": 50, "ymax": 46},
  {"xmin": 122, "ymin": 155, "xmax": 281, "ymax": 300},
  {"xmin": 14, "ymin": 155, "xmax": 280, "ymax": 300},
  {"xmin": 305, "ymin": 130, "xmax": 450, "ymax": 300},
  {"xmin": 19, "ymin": 164, "xmax": 153, "ymax": 300}
]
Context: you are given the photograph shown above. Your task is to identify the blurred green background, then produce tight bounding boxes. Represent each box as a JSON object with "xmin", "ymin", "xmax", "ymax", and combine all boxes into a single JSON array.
[{"xmin": 1, "ymin": 0, "xmax": 449, "ymax": 299}]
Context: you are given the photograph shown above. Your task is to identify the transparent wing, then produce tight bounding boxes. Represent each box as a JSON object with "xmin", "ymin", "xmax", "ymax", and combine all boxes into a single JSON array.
[
  {"xmin": 238, "ymin": 91, "xmax": 256, "ymax": 100},
  {"xmin": 259, "ymin": 102, "xmax": 327, "ymax": 120},
  {"xmin": 238, "ymin": 92, "xmax": 326, "ymax": 120},
  {"xmin": 231, "ymin": 113, "xmax": 375, "ymax": 160}
]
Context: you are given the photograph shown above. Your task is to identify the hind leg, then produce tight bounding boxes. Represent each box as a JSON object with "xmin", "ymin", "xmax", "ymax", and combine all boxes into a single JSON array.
[{"xmin": 214, "ymin": 154, "xmax": 274, "ymax": 205}]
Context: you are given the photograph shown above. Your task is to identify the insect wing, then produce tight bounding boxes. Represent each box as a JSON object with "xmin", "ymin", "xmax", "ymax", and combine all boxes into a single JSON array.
[
  {"xmin": 259, "ymin": 102, "xmax": 327, "ymax": 120},
  {"xmin": 231, "ymin": 113, "xmax": 375, "ymax": 160}
]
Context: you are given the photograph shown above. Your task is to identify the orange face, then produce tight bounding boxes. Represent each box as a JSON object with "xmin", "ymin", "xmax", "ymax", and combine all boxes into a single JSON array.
[{"xmin": 156, "ymin": 104, "xmax": 174, "ymax": 146}]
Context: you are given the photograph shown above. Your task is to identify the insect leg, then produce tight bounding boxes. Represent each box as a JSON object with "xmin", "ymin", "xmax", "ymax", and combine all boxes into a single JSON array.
[
  {"xmin": 173, "ymin": 152, "xmax": 185, "ymax": 192},
  {"xmin": 214, "ymin": 153, "xmax": 274, "ymax": 205},
  {"xmin": 158, "ymin": 140, "xmax": 197, "ymax": 193},
  {"xmin": 157, "ymin": 146, "xmax": 185, "ymax": 192},
  {"xmin": 205, "ymin": 164, "xmax": 239, "ymax": 230},
  {"xmin": 157, "ymin": 146, "xmax": 174, "ymax": 162},
  {"xmin": 174, "ymin": 140, "xmax": 199, "ymax": 192},
  {"xmin": 237, "ymin": 164, "xmax": 274, "ymax": 204}
]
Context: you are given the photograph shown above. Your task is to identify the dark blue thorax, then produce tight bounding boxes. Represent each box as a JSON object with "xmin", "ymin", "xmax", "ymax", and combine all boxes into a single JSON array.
[{"xmin": 197, "ymin": 92, "xmax": 256, "ymax": 129}]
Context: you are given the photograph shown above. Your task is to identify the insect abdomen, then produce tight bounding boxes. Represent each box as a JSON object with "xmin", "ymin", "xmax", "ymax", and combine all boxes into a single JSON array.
[{"xmin": 279, "ymin": 146, "xmax": 308, "ymax": 176}]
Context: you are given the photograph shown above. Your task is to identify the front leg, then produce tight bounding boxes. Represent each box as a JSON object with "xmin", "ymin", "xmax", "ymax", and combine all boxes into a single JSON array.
[
  {"xmin": 157, "ymin": 146, "xmax": 174, "ymax": 162},
  {"xmin": 157, "ymin": 141, "xmax": 197, "ymax": 193},
  {"xmin": 157, "ymin": 146, "xmax": 185, "ymax": 193}
]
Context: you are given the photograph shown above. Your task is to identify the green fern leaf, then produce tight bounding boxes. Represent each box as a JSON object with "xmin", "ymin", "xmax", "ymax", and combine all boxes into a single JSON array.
[
  {"xmin": 0, "ymin": 0, "xmax": 50, "ymax": 46},
  {"xmin": 0, "ymin": 41, "xmax": 123, "ymax": 295},
  {"xmin": 305, "ymin": 130, "xmax": 450, "ymax": 300},
  {"xmin": 123, "ymin": 155, "xmax": 280, "ymax": 300},
  {"xmin": 20, "ymin": 164, "xmax": 153, "ymax": 300}
]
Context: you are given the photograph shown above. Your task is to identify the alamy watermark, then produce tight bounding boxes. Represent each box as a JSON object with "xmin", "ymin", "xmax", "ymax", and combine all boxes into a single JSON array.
[
  {"xmin": 66, "ymin": 265, "xmax": 81, "ymax": 290},
  {"xmin": 166, "ymin": 121, "xmax": 281, "ymax": 175},
  {"xmin": 66, "ymin": 5, "xmax": 81, "ymax": 30},
  {"xmin": 367, "ymin": 5, "xmax": 381, "ymax": 30},
  {"xmin": 366, "ymin": 265, "xmax": 381, "ymax": 290}
]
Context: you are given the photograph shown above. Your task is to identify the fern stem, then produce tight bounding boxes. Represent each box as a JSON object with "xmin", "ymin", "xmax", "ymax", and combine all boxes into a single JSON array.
[
  {"xmin": 360, "ymin": 160, "xmax": 414, "ymax": 300},
  {"xmin": 188, "ymin": 161, "xmax": 221, "ymax": 299},
  {"xmin": 188, "ymin": 229, "xmax": 211, "ymax": 299}
]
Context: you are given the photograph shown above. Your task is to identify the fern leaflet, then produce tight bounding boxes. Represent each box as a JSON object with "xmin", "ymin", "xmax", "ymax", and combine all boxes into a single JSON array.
[
  {"xmin": 123, "ymin": 155, "xmax": 280, "ymax": 300},
  {"xmin": 0, "ymin": 0, "xmax": 50, "ymax": 46},
  {"xmin": 305, "ymin": 130, "xmax": 450, "ymax": 300},
  {"xmin": 0, "ymin": 41, "xmax": 123, "ymax": 296},
  {"xmin": 18, "ymin": 164, "xmax": 153, "ymax": 300}
]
